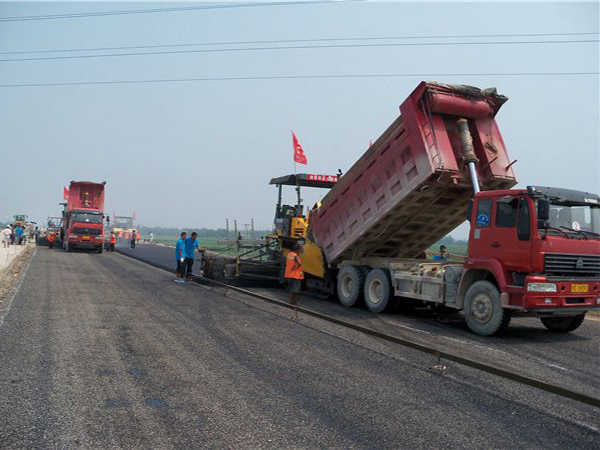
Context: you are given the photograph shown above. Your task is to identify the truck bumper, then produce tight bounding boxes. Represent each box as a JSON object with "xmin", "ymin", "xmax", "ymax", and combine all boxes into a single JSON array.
[
  {"xmin": 521, "ymin": 285, "xmax": 600, "ymax": 314},
  {"xmin": 505, "ymin": 279, "xmax": 600, "ymax": 314},
  {"xmin": 70, "ymin": 240, "xmax": 102, "ymax": 249}
]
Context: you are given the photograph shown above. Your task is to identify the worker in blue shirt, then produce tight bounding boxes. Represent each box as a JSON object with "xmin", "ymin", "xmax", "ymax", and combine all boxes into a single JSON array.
[
  {"xmin": 183, "ymin": 232, "xmax": 200, "ymax": 280},
  {"xmin": 174, "ymin": 231, "xmax": 187, "ymax": 283}
]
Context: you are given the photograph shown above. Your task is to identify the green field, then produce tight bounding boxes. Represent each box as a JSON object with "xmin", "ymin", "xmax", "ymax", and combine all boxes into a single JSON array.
[
  {"xmin": 151, "ymin": 234, "xmax": 468, "ymax": 260},
  {"xmin": 152, "ymin": 236, "xmax": 237, "ymax": 256}
]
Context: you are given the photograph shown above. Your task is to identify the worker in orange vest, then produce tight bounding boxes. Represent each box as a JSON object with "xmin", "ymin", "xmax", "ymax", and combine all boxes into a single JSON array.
[
  {"xmin": 47, "ymin": 232, "xmax": 56, "ymax": 249},
  {"xmin": 109, "ymin": 232, "xmax": 116, "ymax": 252},
  {"xmin": 284, "ymin": 242, "xmax": 304, "ymax": 320}
]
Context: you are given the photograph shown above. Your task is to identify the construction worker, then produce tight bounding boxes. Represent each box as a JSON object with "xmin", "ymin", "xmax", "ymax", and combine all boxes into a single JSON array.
[
  {"xmin": 130, "ymin": 230, "xmax": 136, "ymax": 249},
  {"xmin": 109, "ymin": 232, "xmax": 116, "ymax": 252},
  {"xmin": 175, "ymin": 231, "xmax": 187, "ymax": 283},
  {"xmin": 285, "ymin": 243, "xmax": 304, "ymax": 320},
  {"xmin": 183, "ymin": 232, "xmax": 200, "ymax": 280},
  {"xmin": 47, "ymin": 232, "xmax": 56, "ymax": 249}
]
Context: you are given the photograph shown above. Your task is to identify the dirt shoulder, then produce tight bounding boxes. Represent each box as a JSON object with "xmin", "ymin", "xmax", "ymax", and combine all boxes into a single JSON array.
[{"xmin": 0, "ymin": 245, "xmax": 35, "ymax": 312}]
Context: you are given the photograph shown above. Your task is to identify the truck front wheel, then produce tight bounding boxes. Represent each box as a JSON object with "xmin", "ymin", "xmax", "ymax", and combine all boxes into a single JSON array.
[
  {"xmin": 540, "ymin": 315, "xmax": 585, "ymax": 333},
  {"xmin": 337, "ymin": 265, "xmax": 366, "ymax": 307},
  {"xmin": 364, "ymin": 268, "xmax": 392, "ymax": 313},
  {"xmin": 464, "ymin": 281, "xmax": 512, "ymax": 336}
]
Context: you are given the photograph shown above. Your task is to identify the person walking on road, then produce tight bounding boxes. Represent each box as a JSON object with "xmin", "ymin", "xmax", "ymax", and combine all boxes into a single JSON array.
[
  {"xmin": 130, "ymin": 230, "xmax": 136, "ymax": 249},
  {"xmin": 285, "ymin": 243, "xmax": 304, "ymax": 320},
  {"xmin": 175, "ymin": 232, "xmax": 187, "ymax": 283},
  {"xmin": 2, "ymin": 225, "xmax": 11, "ymax": 248},
  {"xmin": 109, "ymin": 232, "xmax": 117, "ymax": 252},
  {"xmin": 183, "ymin": 232, "xmax": 200, "ymax": 280}
]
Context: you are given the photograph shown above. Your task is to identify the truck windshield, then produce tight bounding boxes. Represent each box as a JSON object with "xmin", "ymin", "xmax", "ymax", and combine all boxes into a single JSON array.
[
  {"xmin": 548, "ymin": 204, "xmax": 600, "ymax": 235},
  {"xmin": 72, "ymin": 212, "xmax": 103, "ymax": 224}
]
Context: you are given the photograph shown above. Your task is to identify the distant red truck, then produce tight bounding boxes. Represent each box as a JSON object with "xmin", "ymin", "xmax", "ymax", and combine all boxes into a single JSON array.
[{"xmin": 60, "ymin": 181, "xmax": 106, "ymax": 253}]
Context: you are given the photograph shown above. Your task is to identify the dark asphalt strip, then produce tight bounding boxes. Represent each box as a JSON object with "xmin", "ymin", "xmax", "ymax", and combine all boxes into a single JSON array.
[{"xmin": 117, "ymin": 248, "xmax": 600, "ymax": 410}]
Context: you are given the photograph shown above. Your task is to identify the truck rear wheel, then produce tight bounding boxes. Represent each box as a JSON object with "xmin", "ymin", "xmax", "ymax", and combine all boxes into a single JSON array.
[
  {"xmin": 364, "ymin": 268, "xmax": 392, "ymax": 313},
  {"xmin": 464, "ymin": 281, "xmax": 512, "ymax": 336},
  {"xmin": 337, "ymin": 265, "xmax": 366, "ymax": 307},
  {"xmin": 540, "ymin": 315, "xmax": 585, "ymax": 333}
]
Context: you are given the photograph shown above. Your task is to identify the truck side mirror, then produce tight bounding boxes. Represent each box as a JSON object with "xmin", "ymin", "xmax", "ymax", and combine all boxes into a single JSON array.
[
  {"xmin": 537, "ymin": 199, "xmax": 550, "ymax": 221},
  {"xmin": 105, "ymin": 216, "xmax": 110, "ymax": 223},
  {"xmin": 537, "ymin": 198, "xmax": 550, "ymax": 229},
  {"xmin": 466, "ymin": 200, "xmax": 473, "ymax": 222}
]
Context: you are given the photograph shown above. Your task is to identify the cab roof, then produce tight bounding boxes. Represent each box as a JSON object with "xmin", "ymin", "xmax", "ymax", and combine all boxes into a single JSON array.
[{"xmin": 269, "ymin": 173, "xmax": 338, "ymax": 189}]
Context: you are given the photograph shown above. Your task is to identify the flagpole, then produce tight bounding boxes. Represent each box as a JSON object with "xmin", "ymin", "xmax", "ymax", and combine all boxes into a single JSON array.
[{"xmin": 292, "ymin": 131, "xmax": 301, "ymax": 217}]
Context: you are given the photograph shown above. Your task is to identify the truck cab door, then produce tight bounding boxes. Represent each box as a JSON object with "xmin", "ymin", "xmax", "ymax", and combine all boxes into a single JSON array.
[
  {"xmin": 488, "ymin": 196, "xmax": 532, "ymax": 273},
  {"xmin": 468, "ymin": 197, "xmax": 494, "ymax": 258}
]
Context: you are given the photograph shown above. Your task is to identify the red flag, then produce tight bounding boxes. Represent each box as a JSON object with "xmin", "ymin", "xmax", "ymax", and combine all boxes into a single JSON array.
[
  {"xmin": 292, "ymin": 132, "xmax": 308, "ymax": 165},
  {"xmin": 63, "ymin": 187, "xmax": 69, "ymax": 200}
]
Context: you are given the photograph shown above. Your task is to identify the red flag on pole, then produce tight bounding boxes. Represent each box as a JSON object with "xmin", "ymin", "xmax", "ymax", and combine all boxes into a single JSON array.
[
  {"xmin": 63, "ymin": 187, "xmax": 69, "ymax": 200},
  {"xmin": 292, "ymin": 132, "xmax": 308, "ymax": 165}
]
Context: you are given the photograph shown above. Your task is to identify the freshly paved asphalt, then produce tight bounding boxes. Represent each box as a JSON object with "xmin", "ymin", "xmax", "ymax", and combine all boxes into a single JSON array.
[
  {"xmin": 0, "ymin": 245, "xmax": 598, "ymax": 448},
  {"xmin": 120, "ymin": 242, "xmax": 600, "ymax": 399}
]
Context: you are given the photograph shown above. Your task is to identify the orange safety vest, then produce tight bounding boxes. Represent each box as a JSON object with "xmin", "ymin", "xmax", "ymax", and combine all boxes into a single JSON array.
[
  {"xmin": 110, "ymin": 235, "xmax": 116, "ymax": 244},
  {"xmin": 284, "ymin": 251, "xmax": 304, "ymax": 280}
]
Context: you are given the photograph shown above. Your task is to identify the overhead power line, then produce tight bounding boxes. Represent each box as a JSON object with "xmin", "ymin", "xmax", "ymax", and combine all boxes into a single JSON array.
[
  {"xmin": 0, "ymin": 0, "xmax": 366, "ymax": 23},
  {"xmin": 0, "ymin": 39, "xmax": 597, "ymax": 63},
  {"xmin": 0, "ymin": 72, "xmax": 597, "ymax": 88},
  {"xmin": 0, "ymin": 32, "xmax": 597, "ymax": 56}
]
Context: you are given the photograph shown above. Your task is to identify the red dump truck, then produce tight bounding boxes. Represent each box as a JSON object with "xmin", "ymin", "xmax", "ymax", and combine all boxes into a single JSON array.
[
  {"xmin": 61, "ymin": 181, "xmax": 107, "ymax": 253},
  {"xmin": 275, "ymin": 82, "xmax": 599, "ymax": 335}
]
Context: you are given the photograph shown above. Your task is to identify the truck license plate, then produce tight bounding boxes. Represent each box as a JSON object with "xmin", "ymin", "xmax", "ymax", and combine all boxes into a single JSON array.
[
  {"xmin": 571, "ymin": 284, "xmax": 589, "ymax": 293},
  {"xmin": 82, "ymin": 236, "xmax": 90, "ymax": 241}
]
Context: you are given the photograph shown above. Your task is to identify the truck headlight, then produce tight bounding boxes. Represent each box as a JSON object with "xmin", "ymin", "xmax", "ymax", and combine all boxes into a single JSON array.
[{"xmin": 527, "ymin": 282, "xmax": 558, "ymax": 293}]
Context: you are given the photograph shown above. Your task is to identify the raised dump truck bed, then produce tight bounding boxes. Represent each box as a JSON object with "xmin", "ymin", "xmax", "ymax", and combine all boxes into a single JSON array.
[{"xmin": 309, "ymin": 82, "xmax": 517, "ymax": 264}]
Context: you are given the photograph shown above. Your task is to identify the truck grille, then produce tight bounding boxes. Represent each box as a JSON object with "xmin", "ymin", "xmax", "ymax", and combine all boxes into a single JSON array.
[
  {"xmin": 544, "ymin": 253, "xmax": 600, "ymax": 277},
  {"xmin": 73, "ymin": 227, "xmax": 101, "ymax": 235}
]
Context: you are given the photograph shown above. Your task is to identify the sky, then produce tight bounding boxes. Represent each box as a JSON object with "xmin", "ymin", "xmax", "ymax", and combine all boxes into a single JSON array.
[{"xmin": 0, "ymin": 1, "xmax": 598, "ymax": 238}]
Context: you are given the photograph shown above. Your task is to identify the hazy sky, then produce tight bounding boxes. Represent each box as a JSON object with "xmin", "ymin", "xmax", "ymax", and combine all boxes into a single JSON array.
[{"xmin": 0, "ymin": 1, "xmax": 598, "ymax": 238}]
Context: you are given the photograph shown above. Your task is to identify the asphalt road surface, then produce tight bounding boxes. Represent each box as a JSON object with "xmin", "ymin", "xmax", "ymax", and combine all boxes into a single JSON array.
[
  {"xmin": 119, "ymin": 242, "xmax": 600, "ymax": 399},
  {"xmin": 0, "ymin": 246, "xmax": 598, "ymax": 448}
]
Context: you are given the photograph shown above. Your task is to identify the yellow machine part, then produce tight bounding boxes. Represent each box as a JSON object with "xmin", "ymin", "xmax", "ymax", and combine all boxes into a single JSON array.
[
  {"xmin": 283, "ymin": 238, "xmax": 326, "ymax": 279},
  {"xmin": 290, "ymin": 217, "xmax": 308, "ymax": 238}
]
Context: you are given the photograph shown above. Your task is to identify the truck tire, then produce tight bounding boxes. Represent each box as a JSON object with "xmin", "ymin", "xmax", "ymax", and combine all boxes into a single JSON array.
[
  {"xmin": 337, "ymin": 265, "xmax": 366, "ymax": 307},
  {"xmin": 464, "ymin": 280, "xmax": 512, "ymax": 336},
  {"xmin": 97, "ymin": 245, "xmax": 103, "ymax": 254},
  {"xmin": 540, "ymin": 315, "xmax": 585, "ymax": 333},
  {"xmin": 364, "ymin": 268, "xmax": 392, "ymax": 313}
]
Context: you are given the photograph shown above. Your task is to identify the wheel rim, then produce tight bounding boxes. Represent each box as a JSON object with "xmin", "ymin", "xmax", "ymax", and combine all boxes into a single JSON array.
[
  {"xmin": 368, "ymin": 279, "xmax": 383, "ymax": 305},
  {"xmin": 341, "ymin": 275, "xmax": 353, "ymax": 298},
  {"xmin": 471, "ymin": 293, "xmax": 493, "ymax": 324}
]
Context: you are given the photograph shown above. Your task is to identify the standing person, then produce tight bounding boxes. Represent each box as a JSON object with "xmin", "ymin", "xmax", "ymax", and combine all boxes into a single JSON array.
[
  {"xmin": 175, "ymin": 232, "xmax": 187, "ymax": 283},
  {"xmin": 130, "ymin": 230, "xmax": 136, "ymax": 249},
  {"xmin": 2, "ymin": 225, "xmax": 11, "ymax": 248},
  {"xmin": 15, "ymin": 226, "xmax": 24, "ymax": 245},
  {"xmin": 47, "ymin": 232, "xmax": 56, "ymax": 249},
  {"xmin": 183, "ymin": 232, "xmax": 200, "ymax": 280},
  {"xmin": 285, "ymin": 243, "xmax": 304, "ymax": 320},
  {"xmin": 109, "ymin": 232, "xmax": 117, "ymax": 252}
]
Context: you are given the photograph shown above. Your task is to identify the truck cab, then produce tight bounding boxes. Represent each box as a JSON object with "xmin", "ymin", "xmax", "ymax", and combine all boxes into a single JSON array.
[{"xmin": 462, "ymin": 186, "xmax": 600, "ymax": 333}]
